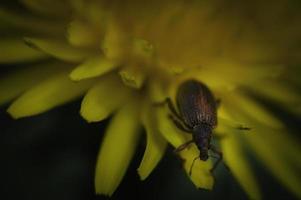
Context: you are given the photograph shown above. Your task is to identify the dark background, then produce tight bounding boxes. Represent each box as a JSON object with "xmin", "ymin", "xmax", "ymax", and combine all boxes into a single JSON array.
[{"xmin": 0, "ymin": 97, "xmax": 300, "ymax": 200}]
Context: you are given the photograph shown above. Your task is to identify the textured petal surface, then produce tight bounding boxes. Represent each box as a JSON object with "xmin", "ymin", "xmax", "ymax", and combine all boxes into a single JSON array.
[
  {"xmin": 80, "ymin": 74, "xmax": 131, "ymax": 122},
  {"xmin": 8, "ymin": 70, "xmax": 94, "ymax": 118},
  {"xmin": 0, "ymin": 38, "xmax": 47, "ymax": 63},
  {"xmin": 0, "ymin": 62, "xmax": 63, "ymax": 105},
  {"xmin": 138, "ymin": 102, "xmax": 167, "ymax": 180},
  {"xmin": 24, "ymin": 38, "xmax": 92, "ymax": 62},
  {"xmin": 70, "ymin": 56, "xmax": 117, "ymax": 81},
  {"xmin": 95, "ymin": 100, "xmax": 141, "ymax": 196}
]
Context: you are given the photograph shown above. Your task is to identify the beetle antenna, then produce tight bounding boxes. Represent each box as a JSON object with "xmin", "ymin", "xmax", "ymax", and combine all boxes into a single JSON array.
[{"xmin": 189, "ymin": 156, "xmax": 199, "ymax": 176}]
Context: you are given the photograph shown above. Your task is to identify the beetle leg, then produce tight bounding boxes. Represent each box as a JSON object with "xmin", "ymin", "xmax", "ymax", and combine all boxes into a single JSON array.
[
  {"xmin": 154, "ymin": 97, "xmax": 192, "ymax": 129},
  {"xmin": 165, "ymin": 98, "xmax": 193, "ymax": 129},
  {"xmin": 154, "ymin": 98, "xmax": 183, "ymax": 121},
  {"xmin": 168, "ymin": 114, "xmax": 192, "ymax": 133},
  {"xmin": 174, "ymin": 140, "xmax": 194, "ymax": 153},
  {"xmin": 189, "ymin": 156, "xmax": 199, "ymax": 176},
  {"xmin": 165, "ymin": 98, "xmax": 184, "ymax": 121},
  {"xmin": 209, "ymin": 145, "xmax": 223, "ymax": 173}
]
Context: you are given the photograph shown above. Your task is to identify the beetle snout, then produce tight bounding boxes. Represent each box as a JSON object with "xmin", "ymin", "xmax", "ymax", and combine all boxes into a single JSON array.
[{"xmin": 199, "ymin": 151, "xmax": 209, "ymax": 161}]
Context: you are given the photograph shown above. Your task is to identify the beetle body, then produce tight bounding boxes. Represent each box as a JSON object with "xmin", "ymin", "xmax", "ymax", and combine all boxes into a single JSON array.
[
  {"xmin": 176, "ymin": 80, "xmax": 217, "ymax": 162},
  {"xmin": 176, "ymin": 80, "xmax": 217, "ymax": 129},
  {"xmin": 160, "ymin": 79, "xmax": 221, "ymax": 174}
]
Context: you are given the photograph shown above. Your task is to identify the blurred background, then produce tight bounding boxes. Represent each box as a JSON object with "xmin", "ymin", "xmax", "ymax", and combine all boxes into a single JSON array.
[{"xmin": 0, "ymin": 66, "xmax": 300, "ymax": 200}]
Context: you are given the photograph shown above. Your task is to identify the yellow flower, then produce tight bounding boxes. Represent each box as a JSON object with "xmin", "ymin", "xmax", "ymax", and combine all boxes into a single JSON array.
[{"xmin": 1, "ymin": 0, "xmax": 301, "ymax": 199}]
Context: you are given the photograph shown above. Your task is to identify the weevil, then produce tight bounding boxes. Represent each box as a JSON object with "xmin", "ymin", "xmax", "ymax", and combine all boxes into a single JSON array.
[{"xmin": 161, "ymin": 79, "xmax": 222, "ymax": 175}]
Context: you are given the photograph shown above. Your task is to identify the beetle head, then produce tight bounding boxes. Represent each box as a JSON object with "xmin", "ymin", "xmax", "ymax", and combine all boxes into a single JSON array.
[
  {"xmin": 193, "ymin": 123, "xmax": 212, "ymax": 138},
  {"xmin": 193, "ymin": 123, "xmax": 212, "ymax": 161}
]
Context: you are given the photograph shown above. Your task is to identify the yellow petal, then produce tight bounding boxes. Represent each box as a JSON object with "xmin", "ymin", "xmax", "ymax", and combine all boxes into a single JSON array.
[
  {"xmin": 0, "ymin": 62, "xmax": 63, "ymax": 105},
  {"xmin": 252, "ymin": 80, "xmax": 300, "ymax": 103},
  {"xmin": 250, "ymin": 80, "xmax": 301, "ymax": 114},
  {"xmin": 69, "ymin": 0, "xmax": 107, "ymax": 26},
  {"xmin": 246, "ymin": 132, "xmax": 301, "ymax": 199},
  {"xmin": 20, "ymin": 0, "xmax": 70, "ymax": 17},
  {"xmin": 80, "ymin": 74, "xmax": 131, "ymax": 122},
  {"xmin": 224, "ymin": 92, "xmax": 301, "ymax": 166},
  {"xmin": 148, "ymin": 79, "xmax": 169, "ymax": 103},
  {"xmin": 268, "ymin": 130, "xmax": 301, "ymax": 169},
  {"xmin": 226, "ymin": 92, "xmax": 283, "ymax": 129},
  {"xmin": 214, "ymin": 116, "xmax": 235, "ymax": 138},
  {"xmin": 24, "ymin": 38, "xmax": 92, "ymax": 62},
  {"xmin": 70, "ymin": 56, "xmax": 117, "ymax": 81},
  {"xmin": 250, "ymin": 123, "xmax": 301, "ymax": 170},
  {"xmin": 217, "ymin": 103, "xmax": 247, "ymax": 129},
  {"xmin": 67, "ymin": 20, "xmax": 100, "ymax": 48},
  {"xmin": 132, "ymin": 38, "xmax": 154, "ymax": 59},
  {"xmin": 95, "ymin": 100, "xmax": 141, "ymax": 196},
  {"xmin": 0, "ymin": 8, "xmax": 63, "ymax": 34},
  {"xmin": 223, "ymin": 93, "xmax": 301, "ymax": 169},
  {"xmin": 224, "ymin": 99, "xmax": 301, "ymax": 198},
  {"xmin": 138, "ymin": 102, "xmax": 167, "ymax": 180},
  {"xmin": 119, "ymin": 65, "xmax": 146, "ymax": 89},
  {"xmin": 155, "ymin": 106, "xmax": 189, "ymax": 147},
  {"xmin": 221, "ymin": 133, "xmax": 261, "ymax": 200},
  {"xmin": 207, "ymin": 61, "xmax": 283, "ymax": 84},
  {"xmin": 180, "ymin": 146, "xmax": 214, "ymax": 190},
  {"xmin": 184, "ymin": 67, "xmax": 236, "ymax": 92},
  {"xmin": 101, "ymin": 20, "xmax": 130, "ymax": 61},
  {"xmin": 155, "ymin": 105, "xmax": 213, "ymax": 189},
  {"xmin": 0, "ymin": 38, "xmax": 47, "ymax": 63},
  {"xmin": 8, "ymin": 71, "xmax": 94, "ymax": 118}
]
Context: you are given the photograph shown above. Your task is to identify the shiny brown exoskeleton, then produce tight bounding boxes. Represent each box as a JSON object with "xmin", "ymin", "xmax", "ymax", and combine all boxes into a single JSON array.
[{"xmin": 162, "ymin": 79, "xmax": 222, "ymax": 175}]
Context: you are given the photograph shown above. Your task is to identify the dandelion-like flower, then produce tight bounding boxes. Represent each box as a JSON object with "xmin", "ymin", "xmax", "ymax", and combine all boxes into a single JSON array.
[{"xmin": 0, "ymin": 0, "xmax": 301, "ymax": 199}]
